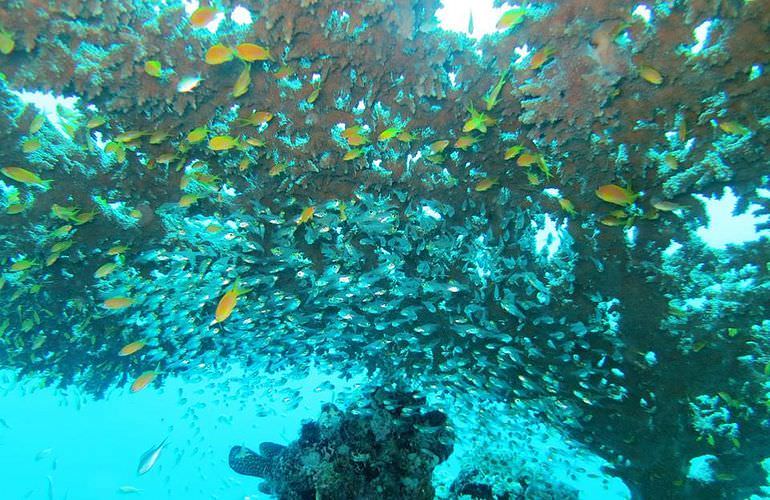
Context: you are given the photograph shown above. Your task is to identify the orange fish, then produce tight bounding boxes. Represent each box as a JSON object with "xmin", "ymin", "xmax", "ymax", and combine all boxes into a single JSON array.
[
  {"xmin": 297, "ymin": 206, "xmax": 315, "ymax": 224},
  {"xmin": 346, "ymin": 133, "xmax": 369, "ymax": 147},
  {"xmin": 119, "ymin": 340, "xmax": 146, "ymax": 356},
  {"xmin": 235, "ymin": 43, "xmax": 273, "ymax": 62},
  {"xmin": 516, "ymin": 152, "xmax": 538, "ymax": 167},
  {"xmin": 190, "ymin": 6, "xmax": 219, "ymax": 27},
  {"xmin": 130, "ymin": 370, "xmax": 158, "ymax": 393},
  {"xmin": 342, "ymin": 126, "xmax": 363, "ymax": 139},
  {"xmin": 454, "ymin": 135, "xmax": 478, "ymax": 150},
  {"xmin": 214, "ymin": 280, "xmax": 251, "ymax": 323},
  {"xmin": 205, "ymin": 44, "xmax": 234, "ymax": 65},
  {"xmin": 596, "ymin": 184, "xmax": 637, "ymax": 206},
  {"xmin": 236, "ymin": 111, "xmax": 273, "ymax": 127},
  {"xmin": 103, "ymin": 297, "xmax": 135, "ymax": 309},
  {"xmin": 529, "ymin": 47, "xmax": 555, "ymax": 70}
]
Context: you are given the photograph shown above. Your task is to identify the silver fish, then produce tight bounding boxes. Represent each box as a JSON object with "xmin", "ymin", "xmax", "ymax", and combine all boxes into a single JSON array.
[{"xmin": 137, "ymin": 437, "xmax": 168, "ymax": 475}]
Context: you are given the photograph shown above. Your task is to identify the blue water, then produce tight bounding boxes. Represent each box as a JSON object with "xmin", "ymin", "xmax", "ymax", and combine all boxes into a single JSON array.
[
  {"xmin": 0, "ymin": 368, "xmax": 352, "ymax": 499},
  {"xmin": 1, "ymin": 367, "xmax": 631, "ymax": 499}
]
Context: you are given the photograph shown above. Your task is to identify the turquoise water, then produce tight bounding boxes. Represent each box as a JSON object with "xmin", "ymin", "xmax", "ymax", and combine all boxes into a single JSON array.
[
  {"xmin": 0, "ymin": 368, "xmax": 346, "ymax": 499},
  {"xmin": 0, "ymin": 368, "xmax": 631, "ymax": 499}
]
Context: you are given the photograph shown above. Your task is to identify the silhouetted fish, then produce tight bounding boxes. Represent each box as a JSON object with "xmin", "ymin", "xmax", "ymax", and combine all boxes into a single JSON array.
[
  {"xmin": 137, "ymin": 437, "xmax": 167, "ymax": 475},
  {"xmin": 228, "ymin": 443, "xmax": 284, "ymax": 477}
]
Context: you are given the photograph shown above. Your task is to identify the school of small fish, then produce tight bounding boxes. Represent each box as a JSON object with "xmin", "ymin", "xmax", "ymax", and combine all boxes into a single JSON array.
[{"xmin": 0, "ymin": 1, "xmax": 767, "ymax": 497}]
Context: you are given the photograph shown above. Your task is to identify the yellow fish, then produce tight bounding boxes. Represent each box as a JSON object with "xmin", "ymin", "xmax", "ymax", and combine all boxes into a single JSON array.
[
  {"xmin": 297, "ymin": 206, "xmax": 315, "ymax": 224},
  {"xmin": 496, "ymin": 7, "xmax": 526, "ymax": 30},
  {"xmin": 149, "ymin": 130, "xmax": 170, "ymax": 145},
  {"xmin": 269, "ymin": 163, "xmax": 287, "ymax": 176},
  {"xmin": 50, "ymin": 240, "xmax": 73, "ymax": 253},
  {"xmin": 51, "ymin": 204, "xmax": 79, "ymax": 220},
  {"xmin": 232, "ymin": 65, "xmax": 251, "ymax": 98},
  {"xmin": 179, "ymin": 194, "xmax": 200, "ymax": 207},
  {"xmin": 86, "ymin": 115, "xmax": 106, "ymax": 129},
  {"xmin": 130, "ymin": 370, "xmax": 158, "ymax": 393},
  {"xmin": 245, "ymin": 137, "xmax": 265, "ymax": 148},
  {"xmin": 504, "ymin": 145, "xmax": 524, "ymax": 160},
  {"xmin": 106, "ymin": 244, "xmax": 129, "ymax": 255},
  {"xmin": 474, "ymin": 177, "xmax": 498, "ymax": 192},
  {"xmin": 599, "ymin": 215, "xmax": 625, "ymax": 226},
  {"xmin": 29, "ymin": 114, "xmax": 45, "ymax": 134},
  {"xmin": 94, "ymin": 262, "xmax": 118, "ymax": 278},
  {"xmin": 429, "ymin": 140, "xmax": 449, "ymax": 154},
  {"xmin": 187, "ymin": 127, "xmax": 208, "ymax": 143},
  {"xmin": 718, "ymin": 120, "xmax": 750, "ymax": 135},
  {"xmin": 22, "ymin": 138, "xmax": 42, "ymax": 153},
  {"xmin": 342, "ymin": 125, "xmax": 364, "ymax": 139},
  {"xmin": 214, "ymin": 280, "xmax": 251, "ymax": 323},
  {"xmin": 306, "ymin": 86, "xmax": 321, "ymax": 104},
  {"xmin": 73, "ymin": 210, "xmax": 97, "ymax": 225},
  {"xmin": 0, "ymin": 30, "xmax": 14, "ymax": 55},
  {"xmin": 559, "ymin": 198, "xmax": 577, "ymax": 215},
  {"xmin": 144, "ymin": 60, "xmax": 162, "ymax": 77},
  {"xmin": 377, "ymin": 127, "xmax": 402, "ymax": 142},
  {"xmin": 103, "ymin": 297, "xmax": 135, "ymax": 310},
  {"xmin": 639, "ymin": 64, "xmax": 663, "ymax": 85},
  {"xmin": 45, "ymin": 253, "xmax": 60, "ymax": 266},
  {"xmin": 208, "ymin": 135, "xmax": 238, "ymax": 151},
  {"xmin": 397, "ymin": 130, "xmax": 415, "ymax": 143},
  {"xmin": 6, "ymin": 203, "xmax": 25, "ymax": 214},
  {"xmin": 119, "ymin": 340, "xmax": 146, "ymax": 356},
  {"xmin": 343, "ymin": 149, "xmax": 363, "ymax": 161},
  {"xmin": 10, "ymin": 259, "xmax": 35, "ymax": 272},
  {"xmin": 1, "ymin": 167, "xmax": 52, "ymax": 188},
  {"xmin": 50, "ymin": 224, "xmax": 73, "ymax": 239}
]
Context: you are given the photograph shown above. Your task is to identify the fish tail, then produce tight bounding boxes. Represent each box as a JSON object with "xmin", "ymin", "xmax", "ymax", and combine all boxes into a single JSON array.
[{"xmin": 40, "ymin": 179, "xmax": 54, "ymax": 190}]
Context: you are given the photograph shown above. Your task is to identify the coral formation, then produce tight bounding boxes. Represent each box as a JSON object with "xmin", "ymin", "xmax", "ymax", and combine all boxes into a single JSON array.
[{"xmin": 229, "ymin": 386, "xmax": 454, "ymax": 499}]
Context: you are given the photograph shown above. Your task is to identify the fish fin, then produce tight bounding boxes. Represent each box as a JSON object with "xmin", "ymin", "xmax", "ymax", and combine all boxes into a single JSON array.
[
  {"xmin": 258, "ymin": 441, "xmax": 286, "ymax": 458},
  {"xmin": 229, "ymin": 445, "xmax": 271, "ymax": 478},
  {"xmin": 232, "ymin": 280, "xmax": 251, "ymax": 297}
]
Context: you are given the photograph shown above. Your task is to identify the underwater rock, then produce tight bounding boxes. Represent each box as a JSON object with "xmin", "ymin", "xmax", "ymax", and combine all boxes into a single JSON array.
[
  {"xmin": 229, "ymin": 385, "xmax": 454, "ymax": 499},
  {"xmin": 449, "ymin": 466, "xmax": 579, "ymax": 500}
]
